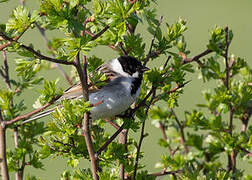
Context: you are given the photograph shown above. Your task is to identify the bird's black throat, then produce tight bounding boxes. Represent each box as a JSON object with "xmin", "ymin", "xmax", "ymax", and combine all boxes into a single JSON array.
[{"xmin": 131, "ymin": 76, "xmax": 143, "ymax": 95}]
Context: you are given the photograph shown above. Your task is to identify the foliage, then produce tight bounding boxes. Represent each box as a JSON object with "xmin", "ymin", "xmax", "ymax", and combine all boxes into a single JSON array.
[{"xmin": 0, "ymin": 0, "xmax": 252, "ymax": 180}]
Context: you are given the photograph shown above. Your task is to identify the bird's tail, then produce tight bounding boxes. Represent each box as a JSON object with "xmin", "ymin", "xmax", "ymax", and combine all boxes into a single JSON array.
[{"xmin": 22, "ymin": 107, "xmax": 56, "ymax": 125}]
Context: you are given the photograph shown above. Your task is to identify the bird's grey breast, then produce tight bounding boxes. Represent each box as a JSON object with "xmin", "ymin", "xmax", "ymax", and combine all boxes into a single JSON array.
[{"xmin": 89, "ymin": 76, "xmax": 136, "ymax": 119}]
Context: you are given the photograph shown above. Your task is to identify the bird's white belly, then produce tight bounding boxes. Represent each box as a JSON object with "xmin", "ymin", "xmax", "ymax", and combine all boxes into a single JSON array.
[{"xmin": 89, "ymin": 89, "xmax": 135, "ymax": 120}]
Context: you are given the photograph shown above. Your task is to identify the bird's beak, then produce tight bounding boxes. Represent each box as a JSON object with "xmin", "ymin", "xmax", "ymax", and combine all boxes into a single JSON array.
[{"xmin": 141, "ymin": 66, "xmax": 150, "ymax": 72}]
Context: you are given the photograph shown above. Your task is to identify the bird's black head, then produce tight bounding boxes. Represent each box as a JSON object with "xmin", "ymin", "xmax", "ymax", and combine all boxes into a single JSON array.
[{"xmin": 118, "ymin": 56, "xmax": 149, "ymax": 76}]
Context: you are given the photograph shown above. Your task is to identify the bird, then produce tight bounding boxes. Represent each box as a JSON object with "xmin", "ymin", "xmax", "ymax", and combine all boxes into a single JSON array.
[{"xmin": 25, "ymin": 55, "xmax": 149, "ymax": 122}]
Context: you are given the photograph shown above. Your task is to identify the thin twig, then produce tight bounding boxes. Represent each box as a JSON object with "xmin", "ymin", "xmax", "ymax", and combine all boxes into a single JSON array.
[
  {"xmin": 159, "ymin": 122, "xmax": 168, "ymax": 141},
  {"xmin": 148, "ymin": 169, "xmax": 182, "ymax": 177},
  {"xmin": 143, "ymin": 16, "xmax": 163, "ymax": 66},
  {"xmin": 152, "ymin": 81, "xmax": 191, "ymax": 104},
  {"xmin": 158, "ymin": 122, "xmax": 173, "ymax": 153},
  {"xmin": 171, "ymin": 109, "xmax": 189, "ymax": 153},
  {"xmin": 224, "ymin": 27, "xmax": 231, "ymax": 90},
  {"xmin": 18, "ymin": 155, "xmax": 26, "ymax": 179},
  {"xmin": 19, "ymin": 0, "xmax": 25, "ymax": 6},
  {"xmin": 133, "ymin": 87, "xmax": 156, "ymax": 179},
  {"xmin": 132, "ymin": 87, "xmax": 156, "ymax": 113},
  {"xmin": 118, "ymin": 42, "xmax": 128, "ymax": 56},
  {"xmin": 0, "ymin": 31, "xmax": 75, "ymax": 66},
  {"xmin": 96, "ymin": 122, "xmax": 126, "ymax": 155},
  {"xmin": 0, "ymin": 27, "xmax": 29, "ymax": 51},
  {"xmin": 0, "ymin": 51, "xmax": 11, "ymax": 89},
  {"xmin": 239, "ymin": 146, "xmax": 252, "ymax": 157},
  {"xmin": 163, "ymin": 56, "xmax": 171, "ymax": 69},
  {"xmin": 91, "ymin": 25, "xmax": 110, "ymax": 41},
  {"xmin": 181, "ymin": 49, "xmax": 213, "ymax": 66},
  {"xmin": 35, "ymin": 23, "xmax": 73, "ymax": 85},
  {"xmin": 4, "ymin": 96, "xmax": 60, "ymax": 126},
  {"xmin": 104, "ymin": 119, "xmax": 120, "ymax": 130}
]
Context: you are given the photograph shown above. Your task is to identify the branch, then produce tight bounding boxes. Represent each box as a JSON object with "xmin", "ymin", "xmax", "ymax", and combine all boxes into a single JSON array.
[
  {"xmin": 224, "ymin": 27, "xmax": 231, "ymax": 90},
  {"xmin": 152, "ymin": 81, "xmax": 191, "ymax": 104},
  {"xmin": 171, "ymin": 109, "xmax": 189, "ymax": 153},
  {"xmin": 119, "ymin": 129, "xmax": 128, "ymax": 180},
  {"xmin": 4, "ymin": 96, "xmax": 60, "ymax": 126},
  {"xmin": 181, "ymin": 49, "xmax": 213, "ymax": 66},
  {"xmin": 158, "ymin": 122, "xmax": 173, "ymax": 153},
  {"xmin": 148, "ymin": 169, "xmax": 182, "ymax": 177},
  {"xmin": 0, "ymin": 27, "xmax": 29, "ymax": 51},
  {"xmin": 118, "ymin": 42, "xmax": 128, "ymax": 56},
  {"xmin": 0, "ymin": 51, "xmax": 11, "ymax": 89},
  {"xmin": 74, "ymin": 54, "xmax": 98, "ymax": 180},
  {"xmin": 0, "ymin": 31, "xmax": 75, "ymax": 66},
  {"xmin": 35, "ymin": 23, "xmax": 73, "ymax": 85},
  {"xmin": 132, "ymin": 87, "xmax": 156, "ymax": 113},
  {"xmin": 143, "ymin": 16, "xmax": 163, "ymax": 66},
  {"xmin": 239, "ymin": 146, "xmax": 252, "ymax": 157},
  {"xmin": 13, "ymin": 127, "xmax": 22, "ymax": 180},
  {"xmin": 104, "ymin": 118, "xmax": 120, "ymax": 130},
  {"xmin": 133, "ymin": 88, "xmax": 156, "ymax": 179},
  {"xmin": 91, "ymin": 25, "xmax": 110, "ymax": 41},
  {"xmin": 241, "ymin": 105, "xmax": 251, "ymax": 133},
  {"xmin": 221, "ymin": 26, "xmax": 236, "ymax": 173},
  {"xmin": 0, "ymin": 108, "xmax": 9, "ymax": 180},
  {"xmin": 96, "ymin": 122, "xmax": 126, "ymax": 155}
]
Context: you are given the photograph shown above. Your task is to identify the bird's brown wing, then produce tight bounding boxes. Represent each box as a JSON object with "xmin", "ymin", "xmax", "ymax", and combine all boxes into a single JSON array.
[{"xmin": 60, "ymin": 61, "xmax": 122, "ymax": 100}]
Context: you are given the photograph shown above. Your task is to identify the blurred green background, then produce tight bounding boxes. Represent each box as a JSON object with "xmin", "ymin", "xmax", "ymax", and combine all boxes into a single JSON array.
[{"xmin": 1, "ymin": 0, "xmax": 252, "ymax": 179}]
